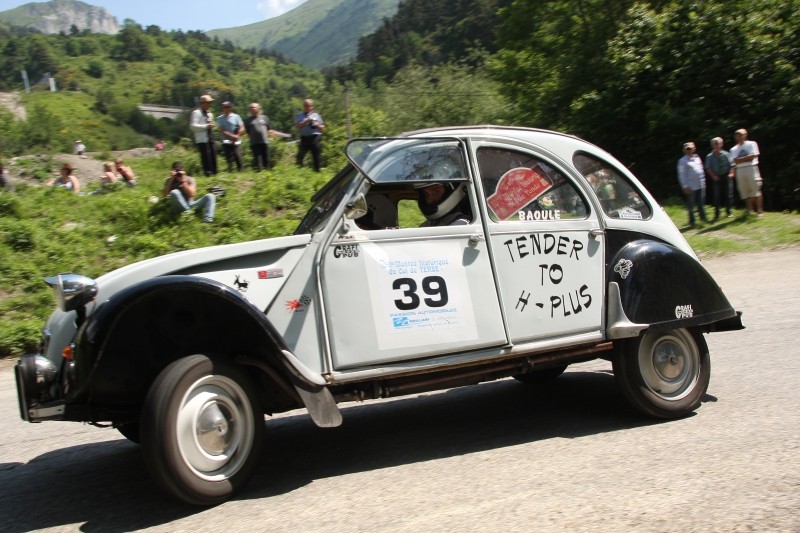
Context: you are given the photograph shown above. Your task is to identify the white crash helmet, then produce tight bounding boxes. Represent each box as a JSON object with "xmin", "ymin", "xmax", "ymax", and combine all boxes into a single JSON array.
[{"xmin": 415, "ymin": 158, "xmax": 466, "ymax": 221}]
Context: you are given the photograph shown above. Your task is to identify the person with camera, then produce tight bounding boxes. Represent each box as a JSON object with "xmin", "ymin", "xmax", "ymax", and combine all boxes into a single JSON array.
[
  {"xmin": 163, "ymin": 161, "xmax": 215, "ymax": 222},
  {"xmin": 294, "ymin": 98, "xmax": 325, "ymax": 172}
]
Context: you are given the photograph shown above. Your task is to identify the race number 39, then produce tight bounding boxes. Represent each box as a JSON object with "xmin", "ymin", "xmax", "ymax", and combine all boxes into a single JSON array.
[{"xmin": 392, "ymin": 276, "xmax": 449, "ymax": 310}]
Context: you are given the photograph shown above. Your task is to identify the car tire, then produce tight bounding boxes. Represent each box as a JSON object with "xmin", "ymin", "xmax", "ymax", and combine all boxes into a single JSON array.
[
  {"xmin": 513, "ymin": 364, "xmax": 568, "ymax": 384},
  {"xmin": 140, "ymin": 354, "xmax": 264, "ymax": 505},
  {"xmin": 613, "ymin": 328, "xmax": 710, "ymax": 419}
]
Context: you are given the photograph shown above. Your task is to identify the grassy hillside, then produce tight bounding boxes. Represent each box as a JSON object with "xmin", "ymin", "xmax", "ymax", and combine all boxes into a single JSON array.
[
  {"xmin": 0, "ymin": 26, "xmax": 327, "ymax": 154},
  {"xmin": 0, "ymin": 150, "xmax": 331, "ymax": 358},
  {"xmin": 207, "ymin": 0, "xmax": 401, "ymax": 68}
]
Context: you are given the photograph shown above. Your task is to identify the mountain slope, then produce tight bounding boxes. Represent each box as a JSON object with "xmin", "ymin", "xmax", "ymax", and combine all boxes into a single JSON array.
[
  {"xmin": 207, "ymin": 0, "xmax": 400, "ymax": 69},
  {"xmin": 0, "ymin": 0, "xmax": 119, "ymax": 34}
]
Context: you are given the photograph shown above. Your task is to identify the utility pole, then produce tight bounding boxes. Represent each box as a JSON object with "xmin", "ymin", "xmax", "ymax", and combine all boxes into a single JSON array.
[
  {"xmin": 344, "ymin": 86, "xmax": 352, "ymax": 140},
  {"xmin": 21, "ymin": 70, "xmax": 30, "ymax": 93}
]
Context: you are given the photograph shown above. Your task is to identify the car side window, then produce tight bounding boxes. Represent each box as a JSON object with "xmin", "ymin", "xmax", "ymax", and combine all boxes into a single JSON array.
[
  {"xmin": 477, "ymin": 147, "xmax": 588, "ymax": 223},
  {"xmin": 572, "ymin": 151, "xmax": 652, "ymax": 220}
]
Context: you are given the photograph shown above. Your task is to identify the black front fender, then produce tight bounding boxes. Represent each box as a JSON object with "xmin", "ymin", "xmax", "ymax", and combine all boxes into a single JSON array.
[
  {"xmin": 608, "ymin": 241, "xmax": 738, "ymax": 331},
  {"xmin": 70, "ymin": 275, "xmax": 340, "ymax": 426}
]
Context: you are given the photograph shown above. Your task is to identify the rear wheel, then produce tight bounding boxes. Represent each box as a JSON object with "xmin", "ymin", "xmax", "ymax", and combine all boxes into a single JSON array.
[
  {"xmin": 141, "ymin": 354, "xmax": 264, "ymax": 505},
  {"xmin": 513, "ymin": 364, "xmax": 568, "ymax": 384},
  {"xmin": 613, "ymin": 328, "xmax": 709, "ymax": 418}
]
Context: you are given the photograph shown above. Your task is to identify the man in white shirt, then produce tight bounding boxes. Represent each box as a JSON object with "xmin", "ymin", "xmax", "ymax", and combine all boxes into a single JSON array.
[
  {"xmin": 730, "ymin": 128, "xmax": 763, "ymax": 217},
  {"xmin": 677, "ymin": 141, "xmax": 708, "ymax": 227},
  {"xmin": 189, "ymin": 94, "xmax": 218, "ymax": 176}
]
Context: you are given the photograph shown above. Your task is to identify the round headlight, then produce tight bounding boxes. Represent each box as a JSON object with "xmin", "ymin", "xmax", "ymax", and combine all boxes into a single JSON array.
[{"xmin": 44, "ymin": 273, "xmax": 98, "ymax": 312}]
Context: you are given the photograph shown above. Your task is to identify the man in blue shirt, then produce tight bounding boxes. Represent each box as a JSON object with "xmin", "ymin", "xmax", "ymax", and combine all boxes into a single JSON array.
[
  {"xmin": 218, "ymin": 101, "xmax": 245, "ymax": 172},
  {"xmin": 704, "ymin": 137, "xmax": 735, "ymax": 220},
  {"xmin": 294, "ymin": 99, "xmax": 325, "ymax": 172}
]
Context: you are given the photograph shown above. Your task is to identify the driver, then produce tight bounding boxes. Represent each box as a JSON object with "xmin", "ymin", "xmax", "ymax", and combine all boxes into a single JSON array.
[{"xmin": 416, "ymin": 159, "xmax": 471, "ymax": 227}]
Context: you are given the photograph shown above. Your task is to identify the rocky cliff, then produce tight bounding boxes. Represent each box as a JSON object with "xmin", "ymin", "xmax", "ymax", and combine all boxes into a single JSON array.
[{"xmin": 0, "ymin": 0, "xmax": 119, "ymax": 35}]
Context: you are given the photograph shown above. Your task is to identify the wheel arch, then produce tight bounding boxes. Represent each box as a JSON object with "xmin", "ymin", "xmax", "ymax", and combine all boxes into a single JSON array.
[
  {"xmin": 71, "ymin": 275, "xmax": 340, "ymax": 426},
  {"xmin": 608, "ymin": 240, "xmax": 739, "ymax": 332}
]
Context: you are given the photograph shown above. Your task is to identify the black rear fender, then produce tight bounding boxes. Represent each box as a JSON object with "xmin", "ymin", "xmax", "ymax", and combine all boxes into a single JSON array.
[{"xmin": 608, "ymin": 240, "xmax": 739, "ymax": 332}]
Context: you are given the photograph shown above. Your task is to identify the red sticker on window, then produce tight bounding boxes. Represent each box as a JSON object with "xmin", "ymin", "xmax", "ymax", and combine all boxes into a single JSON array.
[{"xmin": 487, "ymin": 166, "xmax": 553, "ymax": 221}]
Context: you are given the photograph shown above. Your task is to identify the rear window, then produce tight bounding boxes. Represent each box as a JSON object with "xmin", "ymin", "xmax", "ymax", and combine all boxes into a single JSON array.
[{"xmin": 572, "ymin": 151, "xmax": 652, "ymax": 220}]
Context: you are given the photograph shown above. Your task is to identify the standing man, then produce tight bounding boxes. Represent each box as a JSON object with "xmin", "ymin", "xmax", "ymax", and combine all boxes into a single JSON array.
[
  {"xmin": 190, "ymin": 94, "xmax": 217, "ymax": 176},
  {"xmin": 294, "ymin": 98, "xmax": 325, "ymax": 172},
  {"xmin": 730, "ymin": 128, "xmax": 764, "ymax": 217},
  {"xmin": 704, "ymin": 137, "xmax": 734, "ymax": 220},
  {"xmin": 677, "ymin": 141, "xmax": 708, "ymax": 227},
  {"xmin": 244, "ymin": 102, "xmax": 272, "ymax": 172},
  {"xmin": 217, "ymin": 101, "xmax": 245, "ymax": 172}
]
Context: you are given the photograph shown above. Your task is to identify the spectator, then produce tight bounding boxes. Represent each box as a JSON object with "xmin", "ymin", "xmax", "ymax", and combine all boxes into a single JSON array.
[
  {"xmin": 100, "ymin": 162, "xmax": 118, "ymax": 185},
  {"xmin": 217, "ymin": 101, "xmax": 245, "ymax": 172},
  {"xmin": 114, "ymin": 158, "xmax": 137, "ymax": 187},
  {"xmin": 48, "ymin": 163, "xmax": 80, "ymax": 194},
  {"xmin": 0, "ymin": 163, "xmax": 12, "ymax": 191},
  {"xmin": 163, "ymin": 161, "xmax": 215, "ymax": 222},
  {"xmin": 155, "ymin": 140, "xmax": 165, "ymax": 152},
  {"xmin": 74, "ymin": 140, "xmax": 86, "ymax": 158},
  {"xmin": 294, "ymin": 98, "xmax": 325, "ymax": 172},
  {"xmin": 244, "ymin": 102, "xmax": 273, "ymax": 172},
  {"xmin": 190, "ymin": 94, "xmax": 217, "ymax": 176},
  {"xmin": 730, "ymin": 128, "xmax": 764, "ymax": 217},
  {"xmin": 705, "ymin": 137, "xmax": 735, "ymax": 220},
  {"xmin": 677, "ymin": 141, "xmax": 707, "ymax": 227}
]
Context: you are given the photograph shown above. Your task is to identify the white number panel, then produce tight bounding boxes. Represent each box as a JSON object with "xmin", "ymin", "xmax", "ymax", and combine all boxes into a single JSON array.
[{"xmin": 322, "ymin": 231, "xmax": 506, "ymax": 369}]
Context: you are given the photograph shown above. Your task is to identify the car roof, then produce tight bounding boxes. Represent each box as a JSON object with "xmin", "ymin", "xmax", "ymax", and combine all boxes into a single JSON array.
[{"xmin": 402, "ymin": 125, "xmax": 617, "ymax": 169}]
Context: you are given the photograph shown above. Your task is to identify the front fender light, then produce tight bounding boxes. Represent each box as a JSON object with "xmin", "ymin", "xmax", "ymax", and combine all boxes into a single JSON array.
[{"xmin": 44, "ymin": 273, "xmax": 98, "ymax": 312}]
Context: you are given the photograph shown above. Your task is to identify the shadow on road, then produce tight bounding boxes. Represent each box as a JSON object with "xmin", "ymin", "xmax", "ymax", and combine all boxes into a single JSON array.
[{"xmin": 0, "ymin": 369, "xmax": 685, "ymax": 531}]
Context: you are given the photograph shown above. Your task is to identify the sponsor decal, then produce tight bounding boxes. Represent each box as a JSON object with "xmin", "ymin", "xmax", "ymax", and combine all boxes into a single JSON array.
[
  {"xmin": 487, "ymin": 166, "xmax": 553, "ymax": 221},
  {"xmin": 675, "ymin": 304, "xmax": 694, "ymax": 319},
  {"xmin": 257, "ymin": 269, "xmax": 284, "ymax": 279},
  {"xmin": 333, "ymin": 244, "xmax": 359, "ymax": 258},
  {"xmin": 613, "ymin": 259, "xmax": 633, "ymax": 279},
  {"xmin": 233, "ymin": 275, "xmax": 249, "ymax": 292},
  {"xmin": 285, "ymin": 295, "xmax": 312, "ymax": 312},
  {"xmin": 617, "ymin": 207, "xmax": 643, "ymax": 220}
]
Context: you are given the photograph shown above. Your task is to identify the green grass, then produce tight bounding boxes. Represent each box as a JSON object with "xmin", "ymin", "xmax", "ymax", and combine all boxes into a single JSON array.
[
  {"xmin": 0, "ymin": 148, "xmax": 329, "ymax": 357},
  {"xmin": 661, "ymin": 201, "xmax": 800, "ymax": 257},
  {"xmin": 1, "ymin": 163, "xmax": 798, "ymax": 358}
]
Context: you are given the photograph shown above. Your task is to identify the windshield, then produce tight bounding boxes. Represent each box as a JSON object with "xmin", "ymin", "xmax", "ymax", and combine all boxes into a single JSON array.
[
  {"xmin": 345, "ymin": 138, "xmax": 467, "ymax": 185},
  {"xmin": 294, "ymin": 166, "xmax": 362, "ymax": 235}
]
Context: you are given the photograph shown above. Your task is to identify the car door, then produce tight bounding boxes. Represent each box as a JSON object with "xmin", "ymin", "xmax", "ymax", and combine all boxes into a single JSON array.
[
  {"xmin": 472, "ymin": 142, "xmax": 605, "ymax": 344},
  {"xmin": 320, "ymin": 139, "xmax": 507, "ymax": 370}
]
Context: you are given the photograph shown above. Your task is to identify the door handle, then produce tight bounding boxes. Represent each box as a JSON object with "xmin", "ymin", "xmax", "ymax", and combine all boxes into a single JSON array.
[{"xmin": 468, "ymin": 234, "xmax": 485, "ymax": 246}]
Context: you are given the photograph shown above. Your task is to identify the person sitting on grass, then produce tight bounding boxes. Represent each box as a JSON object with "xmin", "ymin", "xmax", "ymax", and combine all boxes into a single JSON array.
[
  {"xmin": 47, "ymin": 163, "xmax": 80, "ymax": 194},
  {"xmin": 100, "ymin": 162, "xmax": 118, "ymax": 186},
  {"xmin": 115, "ymin": 158, "xmax": 137, "ymax": 187},
  {"xmin": 162, "ymin": 161, "xmax": 215, "ymax": 222}
]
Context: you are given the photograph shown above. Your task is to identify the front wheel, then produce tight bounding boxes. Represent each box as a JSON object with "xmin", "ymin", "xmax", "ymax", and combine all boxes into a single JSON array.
[
  {"xmin": 141, "ymin": 354, "xmax": 265, "ymax": 505},
  {"xmin": 613, "ymin": 328, "xmax": 710, "ymax": 419}
]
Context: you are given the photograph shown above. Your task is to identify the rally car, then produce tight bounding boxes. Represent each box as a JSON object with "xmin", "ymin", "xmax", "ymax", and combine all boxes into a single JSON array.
[{"xmin": 16, "ymin": 126, "xmax": 743, "ymax": 505}]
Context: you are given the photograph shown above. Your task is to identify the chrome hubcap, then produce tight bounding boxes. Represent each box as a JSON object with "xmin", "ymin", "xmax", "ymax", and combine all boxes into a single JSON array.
[
  {"xmin": 176, "ymin": 375, "xmax": 254, "ymax": 481},
  {"xmin": 638, "ymin": 330, "xmax": 700, "ymax": 400}
]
